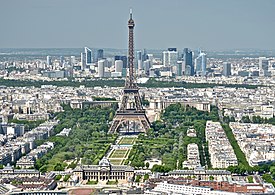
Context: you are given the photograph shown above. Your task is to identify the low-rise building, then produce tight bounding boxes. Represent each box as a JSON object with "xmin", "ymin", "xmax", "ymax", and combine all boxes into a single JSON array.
[
  {"xmin": 183, "ymin": 143, "xmax": 201, "ymax": 169},
  {"xmin": 230, "ymin": 122, "xmax": 275, "ymax": 166},
  {"xmin": 168, "ymin": 167, "xmax": 231, "ymax": 181},
  {"xmin": 206, "ymin": 121, "xmax": 238, "ymax": 168},
  {"xmin": 0, "ymin": 164, "xmax": 40, "ymax": 178}
]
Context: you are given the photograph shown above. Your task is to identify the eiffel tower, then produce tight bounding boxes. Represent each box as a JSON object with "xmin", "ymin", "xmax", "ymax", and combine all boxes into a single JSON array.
[{"xmin": 109, "ymin": 10, "xmax": 150, "ymax": 134}]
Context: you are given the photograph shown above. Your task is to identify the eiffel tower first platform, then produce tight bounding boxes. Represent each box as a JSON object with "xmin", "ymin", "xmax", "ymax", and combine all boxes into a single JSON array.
[{"xmin": 109, "ymin": 10, "xmax": 150, "ymax": 134}]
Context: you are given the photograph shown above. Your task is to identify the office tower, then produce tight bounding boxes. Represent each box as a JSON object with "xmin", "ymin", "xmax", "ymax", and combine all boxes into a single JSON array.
[
  {"xmin": 163, "ymin": 48, "xmax": 178, "ymax": 75},
  {"xmin": 142, "ymin": 48, "xmax": 148, "ymax": 61},
  {"xmin": 70, "ymin": 56, "xmax": 76, "ymax": 65},
  {"xmin": 80, "ymin": 52, "xmax": 86, "ymax": 70},
  {"xmin": 163, "ymin": 51, "xmax": 169, "ymax": 66},
  {"xmin": 46, "ymin": 56, "xmax": 52, "ymax": 65},
  {"xmin": 259, "ymin": 57, "xmax": 269, "ymax": 77},
  {"xmin": 114, "ymin": 56, "xmax": 127, "ymax": 69},
  {"xmin": 195, "ymin": 56, "xmax": 201, "ymax": 74},
  {"xmin": 182, "ymin": 48, "xmax": 193, "ymax": 76},
  {"xmin": 163, "ymin": 49, "xmax": 178, "ymax": 67},
  {"xmin": 106, "ymin": 58, "xmax": 113, "ymax": 68},
  {"xmin": 119, "ymin": 55, "xmax": 128, "ymax": 77},
  {"xmin": 137, "ymin": 50, "xmax": 142, "ymax": 70},
  {"xmin": 115, "ymin": 60, "xmax": 123, "ymax": 72},
  {"xmin": 168, "ymin": 48, "xmax": 178, "ymax": 68},
  {"xmin": 223, "ymin": 62, "xmax": 231, "ymax": 77},
  {"xmin": 147, "ymin": 54, "xmax": 154, "ymax": 62},
  {"xmin": 85, "ymin": 47, "xmax": 92, "ymax": 64},
  {"xmin": 137, "ymin": 51, "xmax": 142, "ymax": 60},
  {"xmin": 97, "ymin": 49, "xmax": 104, "ymax": 61},
  {"xmin": 201, "ymin": 52, "xmax": 207, "ymax": 76},
  {"xmin": 177, "ymin": 61, "xmax": 182, "ymax": 76},
  {"xmin": 98, "ymin": 59, "xmax": 106, "ymax": 77},
  {"xmin": 143, "ymin": 59, "xmax": 151, "ymax": 73},
  {"xmin": 195, "ymin": 51, "xmax": 207, "ymax": 76},
  {"xmin": 60, "ymin": 56, "xmax": 65, "ymax": 64}
]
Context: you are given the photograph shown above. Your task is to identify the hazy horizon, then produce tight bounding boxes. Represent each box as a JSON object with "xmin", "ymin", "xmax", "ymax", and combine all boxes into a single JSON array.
[{"xmin": 1, "ymin": 0, "xmax": 275, "ymax": 50}]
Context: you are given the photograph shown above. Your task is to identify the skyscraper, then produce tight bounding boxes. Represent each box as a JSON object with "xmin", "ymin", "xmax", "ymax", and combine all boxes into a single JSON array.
[
  {"xmin": 114, "ymin": 55, "xmax": 127, "ymax": 77},
  {"xmin": 70, "ymin": 56, "xmax": 76, "ymax": 65},
  {"xmin": 85, "ymin": 47, "xmax": 92, "ymax": 64},
  {"xmin": 136, "ymin": 50, "xmax": 142, "ymax": 70},
  {"xmin": 114, "ymin": 56, "xmax": 127, "ymax": 69},
  {"xmin": 223, "ymin": 62, "xmax": 231, "ymax": 77},
  {"xmin": 163, "ymin": 49, "xmax": 178, "ymax": 67},
  {"xmin": 143, "ymin": 59, "xmax": 151, "ymax": 73},
  {"xmin": 195, "ymin": 51, "xmax": 207, "ymax": 76},
  {"xmin": 98, "ymin": 59, "xmax": 106, "ymax": 77},
  {"xmin": 201, "ymin": 52, "xmax": 207, "ymax": 76},
  {"xmin": 115, "ymin": 60, "xmax": 123, "ymax": 73},
  {"xmin": 182, "ymin": 48, "xmax": 193, "ymax": 76},
  {"xmin": 46, "ymin": 56, "xmax": 52, "ymax": 66},
  {"xmin": 60, "ymin": 56, "xmax": 65, "ymax": 64},
  {"xmin": 97, "ymin": 49, "xmax": 104, "ymax": 61},
  {"xmin": 177, "ymin": 61, "xmax": 182, "ymax": 76},
  {"xmin": 163, "ymin": 51, "xmax": 169, "ymax": 66},
  {"xmin": 259, "ymin": 57, "xmax": 269, "ymax": 77},
  {"xmin": 80, "ymin": 52, "xmax": 86, "ymax": 70},
  {"xmin": 136, "ymin": 51, "xmax": 142, "ymax": 61},
  {"xmin": 195, "ymin": 56, "xmax": 201, "ymax": 74},
  {"xmin": 142, "ymin": 48, "xmax": 148, "ymax": 61}
]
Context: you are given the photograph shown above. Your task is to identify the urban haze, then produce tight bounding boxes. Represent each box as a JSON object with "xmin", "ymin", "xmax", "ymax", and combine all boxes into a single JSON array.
[{"xmin": 0, "ymin": 0, "xmax": 275, "ymax": 50}]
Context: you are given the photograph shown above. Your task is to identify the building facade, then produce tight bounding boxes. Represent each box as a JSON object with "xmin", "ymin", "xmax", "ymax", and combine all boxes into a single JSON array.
[
  {"xmin": 73, "ymin": 157, "xmax": 134, "ymax": 182},
  {"xmin": 182, "ymin": 48, "xmax": 193, "ymax": 76}
]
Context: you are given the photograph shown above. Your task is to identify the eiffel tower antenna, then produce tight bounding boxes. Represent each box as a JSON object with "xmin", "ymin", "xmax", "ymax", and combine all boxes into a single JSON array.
[
  {"xmin": 130, "ymin": 8, "xmax": 133, "ymax": 19},
  {"xmin": 109, "ymin": 9, "xmax": 150, "ymax": 134}
]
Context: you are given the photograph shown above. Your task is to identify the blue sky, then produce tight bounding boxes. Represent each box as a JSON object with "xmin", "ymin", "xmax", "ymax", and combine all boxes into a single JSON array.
[{"xmin": 0, "ymin": 0, "xmax": 275, "ymax": 50}]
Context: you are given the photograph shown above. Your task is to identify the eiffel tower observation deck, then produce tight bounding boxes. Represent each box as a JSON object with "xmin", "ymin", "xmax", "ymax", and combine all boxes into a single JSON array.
[{"xmin": 109, "ymin": 10, "xmax": 150, "ymax": 134}]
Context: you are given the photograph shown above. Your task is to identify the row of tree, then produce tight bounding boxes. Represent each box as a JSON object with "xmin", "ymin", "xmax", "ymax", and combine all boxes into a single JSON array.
[
  {"xmin": 35, "ymin": 104, "xmax": 117, "ymax": 172},
  {"xmin": 0, "ymin": 78, "xmax": 259, "ymax": 89},
  {"xmin": 127, "ymin": 104, "xmax": 219, "ymax": 171}
]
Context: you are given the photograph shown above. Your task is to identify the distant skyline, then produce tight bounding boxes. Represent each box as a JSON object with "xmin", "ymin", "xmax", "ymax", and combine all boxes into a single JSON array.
[{"xmin": 1, "ymin": 0, "xmax": 275, "ymax": 50}]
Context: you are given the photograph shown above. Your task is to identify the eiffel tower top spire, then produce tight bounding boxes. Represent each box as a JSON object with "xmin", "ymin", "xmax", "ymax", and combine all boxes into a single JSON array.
[
  {"xmin": 126, "ymin": 8, "xmax": 136, "ymax": 89},
  {"xmin": 130, "ymin": 8, "xmax": 133, "ymax": 19},
  {"xmin": 128, "ymin": 8, "xmax": 134, "ymax": 27}
]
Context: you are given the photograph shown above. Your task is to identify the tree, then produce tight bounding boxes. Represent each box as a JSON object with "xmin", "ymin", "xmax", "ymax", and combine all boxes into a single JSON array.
[
  {"xmin": 55, "ymin": 174, "xmax": 62, "ymax": 181},
  {"xmin": 247, "ymin": 176, "xmax": 253, "ymax": 183},
  {"xmin": 63, "ymin": 175, "xmax": 71, "ymax": 182},
  {"xmin": 109, "ymin": 112, "xmax": 114, "ymax": 121},
  {"xmin": 145, "ymin": 162, "xmax": 150, "ymax": 169},
  {"xmin": 151, "ymin": 165, "xmax": 171, "ymax": 173},
  {"xmin": 135, "ymin": 175, "xmax": 141, "ymax": 183},
  {"xmin": 39, "ymin": 165, "xmax": 48, "ymax": 173},
  {"xmin": 241, "ymin": 116, "xmax": 251, "ymax": 123},
  {"xmin": 54, "ymin": 163, "xmax": 64, "ymax": 171},
  {"xmin": 144, "ymin": 174, "xmax": 149, "ymax": 181}
]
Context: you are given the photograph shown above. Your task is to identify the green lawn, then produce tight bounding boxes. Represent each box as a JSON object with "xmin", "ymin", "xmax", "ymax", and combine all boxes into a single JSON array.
[
  {"xmin": 86, "ymin": 180, "xmax": 98, "ymax": 185},
  {"xmin": 110, "ymin": 149, "xmax": 128, "ymax": 158},
  {"xmin": 109, "ymin": 159, "xmax": 124, "ymax": 165},
  {"xmin": 118, "ymin": 137, "xmax": 136, "ymax": 145}
]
